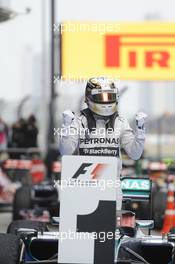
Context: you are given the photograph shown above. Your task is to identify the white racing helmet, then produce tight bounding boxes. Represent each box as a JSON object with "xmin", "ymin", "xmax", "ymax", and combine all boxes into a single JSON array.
[{"xmin": 85, "ymin": 77, "xmax": 119, "ymax": 116}]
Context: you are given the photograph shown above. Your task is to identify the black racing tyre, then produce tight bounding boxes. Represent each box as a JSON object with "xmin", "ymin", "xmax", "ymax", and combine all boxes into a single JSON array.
[
  {"xmin": 0, "ymin": 234, "xmax": 20, "ymax": 264},
  {"xmin": 7, "ymin": 220, "xmax": 48, "ymax": 234},
  {"xmin": 13, "ymin": 186, "xmax": 31, "ymax": 220},
  {"xmin": 152, "ymin": 191, "xmax": 167, "ymax": 230}
]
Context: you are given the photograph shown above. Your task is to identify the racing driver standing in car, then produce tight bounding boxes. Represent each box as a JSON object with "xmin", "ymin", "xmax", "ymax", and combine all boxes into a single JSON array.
[{"xmin": 59, "ymin": 77, "xmax": 147, "ymax": 209}]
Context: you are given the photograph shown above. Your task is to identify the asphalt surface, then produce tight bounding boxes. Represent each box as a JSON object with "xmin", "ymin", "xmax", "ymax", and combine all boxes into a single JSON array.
[{"xmin": 0, "ymin": 212, "xmax": 11, "ymax": 233}]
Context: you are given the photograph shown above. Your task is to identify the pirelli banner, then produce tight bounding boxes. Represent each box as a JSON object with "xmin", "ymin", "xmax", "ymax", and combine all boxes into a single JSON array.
[{"xmin": 61, "ymin": 22, "xmax": 175, "ymax": 80}]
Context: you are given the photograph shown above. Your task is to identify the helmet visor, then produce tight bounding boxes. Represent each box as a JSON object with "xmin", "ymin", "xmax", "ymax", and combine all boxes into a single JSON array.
[{"xmin": 91, "ymin": 92, "xmax": 116, "ymax": 104}]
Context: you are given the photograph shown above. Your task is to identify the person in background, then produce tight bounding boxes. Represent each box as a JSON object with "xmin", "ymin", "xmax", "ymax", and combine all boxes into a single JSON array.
[
  {"xmin": 25, "ymin": 114, "xmax": 38, "ymax": 148},
  {"xmin": 11, "ymin": 118, "xmax": 27, "ymax": 149},
  {"xmin": 0, "ymin": 118, "xmax": 8, "ymax": 151}
]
